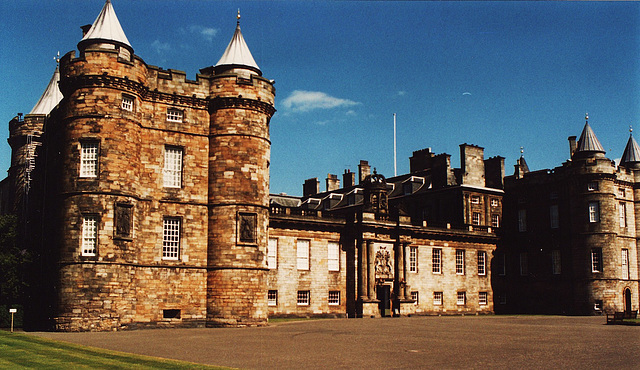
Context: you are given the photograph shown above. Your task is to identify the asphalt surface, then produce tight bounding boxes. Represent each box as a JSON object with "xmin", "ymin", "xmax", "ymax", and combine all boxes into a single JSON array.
[{"xmin": 33, "ymin": 316, "xmax": 639, "ymax": 369}]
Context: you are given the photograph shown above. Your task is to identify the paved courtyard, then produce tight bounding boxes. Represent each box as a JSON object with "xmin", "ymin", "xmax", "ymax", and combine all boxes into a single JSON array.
[{"xmin": 34, "ymin": 316, "xmax": 639, "ymax": 369}]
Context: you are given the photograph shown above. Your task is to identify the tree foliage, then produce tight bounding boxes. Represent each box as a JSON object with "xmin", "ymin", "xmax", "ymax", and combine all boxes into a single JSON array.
[{"xmin": 0, "ymin": 214, "xmax": 30, "ymax": 327}]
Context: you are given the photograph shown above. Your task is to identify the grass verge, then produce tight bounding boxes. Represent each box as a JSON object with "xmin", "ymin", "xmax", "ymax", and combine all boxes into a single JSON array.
[{"xmin": 0, "ymin": 330, "xmax": 226, "ymax": 369}]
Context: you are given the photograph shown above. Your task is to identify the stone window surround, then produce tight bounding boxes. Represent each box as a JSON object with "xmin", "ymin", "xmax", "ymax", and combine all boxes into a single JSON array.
[
  {"xmin": 477, "ymin": 251, "xmax": 486, "ymax": 276},
  {"xmin": 163, "ymin": 145, "xmax": 183, "ymax": 188},
  {"xmin": 297, "ymin": 290, "xmax": 310, "ymax": 306},
  {"xmin": 433, "ymin": 291, "xmax": 443, "ymax": 305},
  {"xmin": 432, "ymin": 248, "xmax": 442, "ymax": 274},
  {"xmin": 79, "ymin": 139, "xmax": 100, "ymax": 178},
  {"xmin": 80, "ymin": 213, "xmax": 99, "ymax": 257},
  {"xmin": 328, "ymin": 291, "xmax": 340, "ymax": 305},
  {"xmin": 456, "ymin": 249, "xmax": 465, "ymax": 275},
  {"xmin": 121, "ymin": 94, "xmax": 134, "ymax": 111},
  {"xmin": 296, "ymin": 239, "xmax": 310, "ymax": 270},
  {"xmin": 409, "ymin": 246, "xmax": 418, "ymax": 273},
  {"xmin": 267, "ymin": 238, "xmax": 278, "ymax": 269},
  {"xmin": 267, "ymin": 290, "xmax": 278, "ymax": 306},
  {"xmin": 457, "ymin": 291, "xmax": 466, "ymax": 305},
  {"xmin": 162, "ymin": 216, "xmax": 181, "ymax": 261},
  {"xmin": 166, "ymin": 108, "xmax": 184, "ymax": 123},
  {"xmin": 479, "ymin": 291, "xmax": 488, "ymax": 306},
  {"xmin": 327, "ymin": 241, "xmax": 340, "ymax": 272},
  {"xmin": 591, "ymin": 248, "xmax": 603, "ymax": 273}
]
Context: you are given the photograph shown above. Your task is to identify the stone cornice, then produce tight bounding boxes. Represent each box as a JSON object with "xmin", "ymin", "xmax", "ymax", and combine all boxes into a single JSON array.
[{"xmin": 209, "ymin": 96, "xmax": 276, "ymax": 117}]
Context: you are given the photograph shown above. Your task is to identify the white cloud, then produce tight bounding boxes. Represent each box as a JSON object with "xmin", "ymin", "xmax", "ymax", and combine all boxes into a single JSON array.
[
  {"xmin": 397, "ymin": 90, "xmax": 407, "ymax": 96},
  {"xmin": 282, "ymin": 90, "xmax": 359, "ymax": 112},
  {"xmin": 151, "ymin": 40, "xmax": 171, "ymax": 54},
  {"xmin": 189, "ymin": 25, "xmax": 219, "ymax": 42}
]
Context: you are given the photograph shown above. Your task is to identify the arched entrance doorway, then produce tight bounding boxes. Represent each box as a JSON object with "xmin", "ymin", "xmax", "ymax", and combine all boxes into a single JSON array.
[{"xmin": 624, "ymin": 288, "xmax": 632, "ymax": 313}]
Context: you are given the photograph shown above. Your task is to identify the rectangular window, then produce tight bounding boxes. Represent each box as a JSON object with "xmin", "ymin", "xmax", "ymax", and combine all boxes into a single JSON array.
[
  {"xmin": 297, "ymin": 290, "xmax": 310, "ymax": 306},
  {"xmin": 328, "ymin": 242, "xmax": 340, "ymax": 271},
  {"xmin": 456, "ymin": 250, "xmax": 465, "ymax": 275},
  {"xmin": 79, "ymin": 141, "xmax": 99, "ymax": 178},
  {"xmin": 518, "ymin": 209, "xmax": 527, "ymax": 232},
  {"xmin": 409, "ymin": 246, "xmax": 418, "ymax": 273},
  {"xmin": 433, "ymin": 291, "xmax": 443, "ymax": 306},
  {"xmin": 619, "ymin": 188, "xmax": 626, "ymax": 198},
  {"xmin": 619, "ymin": 202, "xmax": 626, "ymax": 228},
  {"xmin": 587, "ymin": 182, "xmax": 598, "ymax": 191},
  {"xmin": 267, "ymin": 290, "xmax": 278, "ymax": 306},
  {"xmin": 121, "ymin": 95, "xmax": 134, "ymax": 111},
  {"xmin": 519, "ymin": 252, "xmax": 528, "ymax": 276},
  {"xmin": 267, "ymin": 238, "xmax": 278, "ymax": 269},
  {"xmin": 621, "ymin": 249, "xmax": 629, "ymax": 280},
  {"xmin": 477, "ymin": 251, "xmax": 486, "ymax": 276},
  {"xmin": 588, "ymin": 202, "xmax": 599, "ymax": 223},
  {"xmin": 472, "ymin": 212, "xmax": 481, "ymax": 226},
  {"xmin": 491, "ymin": 214, "xmax": 500, "ymax": 228},
  {"xmin": 496, "ymin": 253, "xmax": 506, "ymax": 276},
  {"xmin": 81, "ymin": 215, "xmax": 97, "ymax": 256},
  {"xmin": 479, "ymin": 292, "xmax": 488, "ymax": 306},
  {"xmin": 591, "ymin": 248, "xmax": 602, "ymax": 273},
  {"xmin": 166, "ymin": 109, "xmax": 184, "ymax": 122},
  {"xmin": 457, "ymin": 291, "xmax": 466, "ymax": 305},
  {"xmin": 432, "ymin": 248, "xmax": 442, "ymax": 274},
  {"xmin": 297, "ymin": 239, "xmax": 310, "ymax": 270},
  {"xmin": 471, "ymin": 195, "xmax": 480, "ymax": 204},
  {"xmin": 328, "ymin": 291, "xmax": 340, "ymax": 305},
  {"xmin": 491, "ymin": 198, "xmax": 499, "ymax": 207},
  {"xmin": 163, "ymin": 146, "xmax": 183, "ymax": 188},
  {"xmin": 162, "ymin": 218, "xmax": 180, "ymax": 260},
  {"xmin": 552, "ymin": 250, "xmax": 561, "ymax": 275},
  {"xmin": 550, "ymin": 205, "xmax": 559, "ymax": 229},
  {"xmin": 411, "ymin": 291, "xmax": 419, "ymax": 305}
]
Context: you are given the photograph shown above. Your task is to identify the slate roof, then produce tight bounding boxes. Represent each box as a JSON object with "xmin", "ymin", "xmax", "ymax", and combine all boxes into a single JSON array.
[
  {"xmin": 576, "ymin": 121, "xmax": 605, "ymax": 153},
  {"xmin": 81, "ymin": 0, "xmax": 131, "ymax": 49},
  {"xmin": 29, "ymin": 66, "xmax": 63, "ymax": 115},
  {"xmin": 621, "ymin": 133, "xmax": 640, "ymax": 164}
]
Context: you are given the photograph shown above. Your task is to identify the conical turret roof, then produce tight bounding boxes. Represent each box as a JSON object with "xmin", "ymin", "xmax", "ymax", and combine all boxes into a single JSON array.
[
  {"xmin": 80, "ymin": 0, "xmax": 131, "ymax": 49},
  {"xmin": 576, "ymin": 115, "xmax": 605, "ymax": 154},
  {"xmin": 621, "ymin": 130, "xmax": 640, "ymax": 164},
  {"xmin": 215, "ymin": 13, "xmax": 260, "ymax": 74},
  {"xmin": 29, "ymin": 66, "xmax": 63, "ymax": 115}
]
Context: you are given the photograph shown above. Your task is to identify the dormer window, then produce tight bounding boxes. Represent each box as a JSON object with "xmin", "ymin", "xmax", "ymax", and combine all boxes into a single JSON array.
[
  {"xmin": 167, "ymin": 109, "xmax": 184, "ymax": 122},
  {"xmin": 121, "ymin": 95, "xmax": 134, "ymax": 111}
]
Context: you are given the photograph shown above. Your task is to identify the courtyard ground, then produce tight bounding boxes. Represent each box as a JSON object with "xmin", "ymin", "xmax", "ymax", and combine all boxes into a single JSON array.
[{"xmin": 33, "ymin": 315, "xmax": 639, "ymax": 369}]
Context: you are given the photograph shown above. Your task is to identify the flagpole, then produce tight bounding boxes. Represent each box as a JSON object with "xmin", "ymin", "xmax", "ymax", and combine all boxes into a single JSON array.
[{"xmin": 393, "ymin": 113, "xmax": 397, "ymax": 177}]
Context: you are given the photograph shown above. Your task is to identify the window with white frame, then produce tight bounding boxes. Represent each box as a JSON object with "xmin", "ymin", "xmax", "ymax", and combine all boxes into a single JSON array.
[
  {"xmin": 81, "ymin": 215, "xmax": 97, "ymax": 256},
  {"xmin": 162, "ymin": 217, "xmax": 180, "ymax": 260},
  {"xmin": 433, "ymin": 291, "xmax": 443, "ymax": 305},
  {"xmin": 457, "ymin": 291, "xmax": 466, "ymax": 305},
  {"xmin": 621, "ymin": 248, "xmax": 629, "ymax": 280},
  {"xmin": 456, "ymin": 250, "xmax": 465, "ymax": 275},
  {"xmin": 267, "ymin": 238, "xmax": 278, "ymax": 269},
  {"xmin": 121, "ymin": 95, "xmax": 134, "ymax": 111},
  {"xmin": 297, "ymin": 290, "xmax": 310, "ymax": 305},
  {"xmin": 471, "ymin": 195, "xmax": 480, "ymax": 204},
  {"xmin": 477, "ymin": 251, "xmax": 486, "ymax": 276},
  {"xmin": 479, "ymin": 291, "xmax": 488, "ymax": 306},
  {"xmin": 591, "ymin": 248, "xmax": 602, "ymax": 273},
  {"xmin": 328, "ymin": 241, "xmax": 339, "ymax": 271},
  {"xmin": 267, "ymin": 290, "xmax": 278, "ymax": 306},
  {"xmin": 518, "ymin": 209, "xmax": 527, "ymax": 232},
  {"xmin": 432, "ymin": 248, "xmax": 442, "ymax": 274},
  {"xmin": 411, "ymin": 291, "xmax": 419, "ymax": 305},
  {"xmin": 472, "ymin": 212, "xmax": 481, "ymax": 226},
  {"xmin": 163, "ymin": 146, "xmax": 183, "ymax": 188},
  {"xmin": 588, "ymin": 202, "xmax": 599, "ymax": 223},
  {"xmin": 587, "ymin": 182, "xmax": 598, "ymax": 191},
  {"xmin": 297, "ymin": 239, "xmax": 310, "ymax": 270},
  {"xmin": 166, "ymin": 108, "xmax": 184, "ymax": 122},
  {"xmin": 550, "ymin": 205, "xmax": 559, "ymax": 229},
  {"xmin": 409, "ymin": 246, "xmax": 418, "ymax": 273},
  {"xmin": 619, "ymin": 202, "xmax": 627, "ymax": 228},
  {"xmin": 519, "ymin": 252, "xmax": 528, "ymax": 276},
  {"xmin": 491, "ymin": 214, "xmax": 500, "ymax": 228},
  {"xmin": 491, "ymin": 198, "xmax": 499, "ymax": 207},
  {"xmin": 328, "ymin": 291, "xmax": 340, "ymax": 305},
  {"xmin": 79, "ymin": 141, "xmax": 99, "ymax": 178},
  {"xmin": 552, "ymin": 250, "xmax": 561, "ymax": 275}
]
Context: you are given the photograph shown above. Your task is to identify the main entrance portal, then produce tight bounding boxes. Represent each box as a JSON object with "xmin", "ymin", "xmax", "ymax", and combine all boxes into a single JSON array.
[{"xmin": 377, "ymin": 284, "xmax": 391, "ymax": 317}]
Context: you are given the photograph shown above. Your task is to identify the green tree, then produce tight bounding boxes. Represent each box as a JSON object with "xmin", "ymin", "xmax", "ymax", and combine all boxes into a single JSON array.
[{"xmin": 0, "ymin": 214, "xmax": 29, "ymax": 327}]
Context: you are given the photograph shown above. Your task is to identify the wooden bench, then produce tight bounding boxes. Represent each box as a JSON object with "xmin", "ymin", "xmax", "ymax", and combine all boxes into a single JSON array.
[
  {"xmin": 624, "ymin": 310, "xmax": 638, "ymax": 320},
  {"xmin": 606, "ymin": 312, "xmax": 625, "ymax": 324}
]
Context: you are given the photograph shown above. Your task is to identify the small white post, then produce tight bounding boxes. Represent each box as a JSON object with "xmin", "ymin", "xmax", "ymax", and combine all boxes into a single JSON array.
[{"xmin": 9, "ymin": 308, "xmax": 17, "ymax": 333}]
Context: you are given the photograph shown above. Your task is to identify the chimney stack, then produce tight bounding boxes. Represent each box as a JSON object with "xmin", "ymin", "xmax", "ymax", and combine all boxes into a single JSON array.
[
  {"xmin": 568, "ymin": 136, "xmax": 577, "ymax": 157},
  {"xmin": 358, "ymin": 160, "xmax": 371, "ymax": 184},
  {"xmin": 343, "ymin": 169, "xmax": 355, "ymax": 188},
  {"xmin": 326, "ymin": 174, "xmax": 340, "ymax": 192},
  {"xmin": 303, "ymin": 178, "xmax": 319, "ymax": 197}
]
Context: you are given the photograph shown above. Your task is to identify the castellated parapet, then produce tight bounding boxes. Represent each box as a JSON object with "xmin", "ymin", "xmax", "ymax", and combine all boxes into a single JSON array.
[{"xmin": 21, "ymin": 4, "xmax": 275, "ymax": 331}]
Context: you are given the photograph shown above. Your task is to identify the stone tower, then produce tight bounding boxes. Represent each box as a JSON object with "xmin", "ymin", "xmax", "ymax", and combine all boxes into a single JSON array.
[{"xmin": 204, "ymin": 12, "xmax": 276, "ymax": 327}]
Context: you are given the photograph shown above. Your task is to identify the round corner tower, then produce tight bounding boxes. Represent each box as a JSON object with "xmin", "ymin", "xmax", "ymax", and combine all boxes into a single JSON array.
[{"xmin": 205, "ymin": 16, "xmax": 276, "ymax": 327}]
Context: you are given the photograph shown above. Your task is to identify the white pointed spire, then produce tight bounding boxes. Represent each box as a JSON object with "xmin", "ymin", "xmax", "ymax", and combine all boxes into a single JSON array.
[
  {"xmin": 81, "ymin": 0, "xmax": 131, "ymax": 49},
  {"xmin": 215, "ymin": 10, "xmax": 260, "ymax": 73},
  {"xmin": 30, "ymin": 65, "xmax": 63, "ymax": 115},
  {"xmin": 576, "ymin": 114, "xmax": 605, "ymax": 153}
]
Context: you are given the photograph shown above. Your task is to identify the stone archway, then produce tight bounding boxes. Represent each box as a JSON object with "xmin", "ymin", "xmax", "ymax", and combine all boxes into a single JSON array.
[{"xmin": 624, "ymin": 288, "xmax": 632, "ymax": 313}]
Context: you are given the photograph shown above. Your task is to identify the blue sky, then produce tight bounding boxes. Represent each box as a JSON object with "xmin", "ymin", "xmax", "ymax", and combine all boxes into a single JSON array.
[{"xmin": 1, "ymin": 1, "xmax": 639, "ymax": 196}]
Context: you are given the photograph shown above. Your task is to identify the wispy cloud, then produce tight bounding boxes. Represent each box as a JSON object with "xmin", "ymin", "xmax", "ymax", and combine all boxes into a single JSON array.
[
  {"xmin": 397, "ymin": 90, "xmax": 407, "ymax": 96},
  {"xmin": 151, "ymin": 40, "xmax": 171, "ymax": 54},
  {"xmin": 282, "ymin": 90, "xmax": 360, "ymax": 112},
  {"xmin": 189, "ymin": 25, "xmax": 219, "ymax": 42}
]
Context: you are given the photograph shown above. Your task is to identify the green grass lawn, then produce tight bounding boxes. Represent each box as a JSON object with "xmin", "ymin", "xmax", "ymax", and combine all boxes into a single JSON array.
[{"xmin": 0, "ymin": 330, "xmax": 226, "ymax": 369}]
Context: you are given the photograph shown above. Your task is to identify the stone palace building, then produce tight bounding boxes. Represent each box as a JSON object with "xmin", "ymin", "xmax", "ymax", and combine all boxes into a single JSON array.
[{"xmin": 2, "ymin": 1, "xmax": 637, "ymax": 331}]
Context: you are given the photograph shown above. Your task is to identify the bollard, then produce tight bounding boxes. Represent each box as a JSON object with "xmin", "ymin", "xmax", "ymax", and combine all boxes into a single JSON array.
[{"xmin": 9, "ymin": 308, "xmax": 17, "ymax": 333}]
